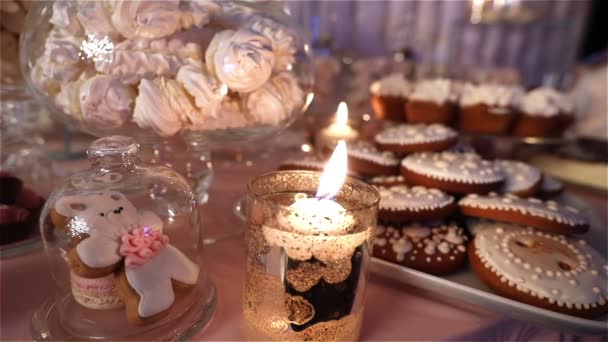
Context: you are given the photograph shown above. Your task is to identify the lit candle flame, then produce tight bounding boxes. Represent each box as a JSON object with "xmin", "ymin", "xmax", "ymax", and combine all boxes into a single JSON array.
[
  {"xmin": 219, "ymin": 84, "xmax": 229, "ymax": 96},
  {"xmin": 336, "ymin": 101, "xmax": 348, "ymax": 126},
  {"xmin": 315, "ymin": 140, "xmax": 348, "ymax": 200}
]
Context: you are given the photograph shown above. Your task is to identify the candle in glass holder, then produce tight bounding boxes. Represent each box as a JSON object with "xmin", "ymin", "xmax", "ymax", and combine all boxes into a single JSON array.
[
  {"xmin": 243, "ymin": 141, "xmax": 379, "ymax": 341},
  {"xmin": 315, "ymin": 102, "xmax": 359, "ymax": 154}
]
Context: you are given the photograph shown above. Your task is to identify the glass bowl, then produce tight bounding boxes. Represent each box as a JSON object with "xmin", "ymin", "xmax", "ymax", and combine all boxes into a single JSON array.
[
  {"xmin": 32, "ymin": 136, "xmax": 216, "ymax": 340},
  {"xmin": 20, "ymin": 0, "xmax": 313, "ymax": 145}
]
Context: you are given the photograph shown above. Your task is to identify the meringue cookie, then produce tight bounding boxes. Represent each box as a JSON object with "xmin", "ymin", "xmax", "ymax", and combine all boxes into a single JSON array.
[
  {"xmin": 192, "ymin": 98, "xmax": 250, "ymax": 131},
  {"xmin": 50, "ymin": 0, "xmax": 82, "ymax": 35},
  {"xmin": 205, "ymin": 29, "xmax": 274, "ymax": 92},
  {"xmin": 460, "ymin": 83, "xmax": 523, "ymax": 108},
  {"xmin": 111, "ymin": 0, "xmax": 182, "ymax": 39},
  {"xmin": 176, "ymin": 64, "xmax": 225, "ymax": 122},
  {"xmin": 77, "ymin": 1, "xmax": 119, "ymax": 38},
  {"xmin": 133, "ymin": 78, "xmax": 184, "ymax": 136},
  {"xmin": 56, "ymin": 79, "xmax": 84, "ymax": 119},
  {"xmin": 271, "ymin": 71, "xmax": 304, "ymax": 114},
  {"xmin": 79, "ymin": 75, "xmax": 136, "ymax": 129},
  {"xmin": 160, "ymin": 78, "xmax": 200, "ymax": 127},
  {"xmin": 95, "ymin": 38, "xmax": 201, "ymax": 85},
  {"xmin": 33, "ymin": 27, "xmax": 86, "ymax": 87},
  {"xmin": 248, "ymin": 16, "xmax": 296, "ymax": 71},
  {"xmin": 180, "ymin": 0, "xmax": 220, "ymax": 30},
  {"xmin": 519, "ymin": 87, "xmax": 574, "ymax": 117},
  {"xmin": 246, "ymin": 72, "xmax": 303, "ymax": 125}
]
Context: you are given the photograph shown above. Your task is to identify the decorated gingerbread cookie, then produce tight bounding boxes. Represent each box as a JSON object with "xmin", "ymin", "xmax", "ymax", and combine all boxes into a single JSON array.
[
  {"xmin": 459, "ymin": 193, "xmax": 589, "ymax": 235},
  {"xmin": 347, "ymin": 140, "xmax": 400, "ymax": 176},
  {"xmin": 368, "ymin": 174, "xmax": 407, "ymax": 187},
  {"xmin": 376, "ymin": 185, "xmax": 456, "ymax": 222},
  {"xmin": 539, "ymin": 175, "xmax": 564, "ymax": 198},
  {"xmin": 495, "ymin": 160, "xmax": 542, "ymax": 197},
  {"xmin": 470, "ymin": 225, "xmax": 608, "ymax": 318},
  {"xmin": 401, "ymin": 152, "xmax": 504, "ymax": 194},
  {"xmin": 55, "ymin": 191, "xmax": 200, "ymax": 325},
  {"xmin": 373, "ymin": 222, "xmax": 469, "ymax": 275},
  {"xmin": 374, "ymin": 123, "xmax": 458, "ymax": 154}
]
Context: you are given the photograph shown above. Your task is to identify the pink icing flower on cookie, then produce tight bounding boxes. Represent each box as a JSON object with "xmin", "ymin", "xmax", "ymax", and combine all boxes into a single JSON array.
[{"xmin": 119, "ymin": 227, "xmax": 169, "ymax": 268}]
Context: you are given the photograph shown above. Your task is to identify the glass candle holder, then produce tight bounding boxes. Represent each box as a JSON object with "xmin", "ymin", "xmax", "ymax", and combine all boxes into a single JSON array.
[{"xmin": 243, "ymin": 170, "xmax": 379, "ymax": 341}]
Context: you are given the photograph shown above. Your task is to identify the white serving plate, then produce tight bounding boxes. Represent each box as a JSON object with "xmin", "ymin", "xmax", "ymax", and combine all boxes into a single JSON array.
[{"xmin": 371, "ymin": 193, "xmax": 608, "ymax": 335}]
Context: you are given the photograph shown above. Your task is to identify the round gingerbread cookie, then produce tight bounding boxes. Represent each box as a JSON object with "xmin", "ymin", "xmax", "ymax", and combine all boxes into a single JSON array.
[
  {"xmin": 374, "ymin": 123, "xmax": 458, "ymax": 154},
  {"xmin": 368, "ymin": 174, "xmax": 407, "ymax": 187},
  {"xmin": 495, "ymin": 160, "xmax": 542, "ymax": 197},
  {"xmin": 470, "ymin": 225, "xmax": 608, "ymax": 318},
  {"xmin": 279, "ymin": 155, "xmax": 328, "ymax": 172},
  {"xmin": 373, "ymin": 222, "xmax": 469, "ymax": 275},
  {"xmin": 347, "ymin": 140, "xmax": 400, "ymax": 176},
  {"xmin": 377, "ymin": 185, "xmax": 456, "ymax": 222},
  {"xmin": 459, "ymin": 193, "xmax": 589, "ymax": 234},
  {"xmin": 401, "ymin": 152, "xmax": 504, "ymax": 194},
  {"xmin": 539, "ymin": 175, "xmax": 564, "ymax": 198}
]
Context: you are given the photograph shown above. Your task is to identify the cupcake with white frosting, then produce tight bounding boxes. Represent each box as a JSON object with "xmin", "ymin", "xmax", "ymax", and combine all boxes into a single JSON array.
[
  {"xmin": 458, "ymin": 83, "xmax": 523, "ymax": 134},
  {"xmin": 406, "ymin": 78, "xmax": 460, "ymax": 125},
  {"xmin": 513, "ymin": 87, "xmax": 575, "ymax": 138},
  {"xmin": 370, "ymin": 74, "xmax": 412, "ymax": 122}
]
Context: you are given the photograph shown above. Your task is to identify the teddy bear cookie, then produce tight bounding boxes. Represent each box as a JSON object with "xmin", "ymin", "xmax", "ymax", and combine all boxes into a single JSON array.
[
  {"xmin": 495, "ymin": 160, "xmax": 542, "ymax": 197},
  {"xmin": 376, "ymin": 185, "xmax": 456, "ymax": 222},
  {"xmin": 368, "ymin": 174, "xmax": 407, "ymax": 187},
  {"xmin": 469, "ymin": 225, "xmax": 608, "ymax": 318},
  {"xmin": 373, "ymin": 222, "xmax": 469, "ymax": 275},
  {"xmin": 54, "ymin": 191, "xmax": 200, "ymax": 325},
  {"xmin": 459, "ymin": 193, "xmax": 589, "ymax": 235},
  {"xmin": 347, "ymin": 140, "xmax": 401, "ymax": 176},
  {"xmin": 374, "ymin": 123, "xmax": 458, "ymax": 154},
  {"xmin": 401, "ymin": 152, "xmax": 504, "ymax": 194}
]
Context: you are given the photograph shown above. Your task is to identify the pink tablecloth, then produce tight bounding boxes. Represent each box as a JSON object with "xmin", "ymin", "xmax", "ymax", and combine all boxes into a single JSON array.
[{"xmin": 1, "ymin": 141, "xmax": 606, "ymax": 341}]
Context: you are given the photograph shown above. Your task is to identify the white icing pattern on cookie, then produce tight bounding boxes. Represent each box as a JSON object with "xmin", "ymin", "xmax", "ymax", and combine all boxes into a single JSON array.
[
  {"xmin": 475, "ymin": 226, "xmax": 607, "ymax": 309},
  {"xmin": 375, "ymin": 223, "xmax": 467, "ymax": 263},
  {"xmin": 375, "ymin": 124, "xmax": 457, "ymax": 146},
  {"xmin": 348, "ymin": 141, "xmax": 400, "ymax": 166},
  {"xmin": 495, "ymin": 160, "xmax": 541, "ymax": 194},
  {"xmin": 377, "ymin": 185, "xmax": 453, "ymax": 212},
  {"xmin": 402, "ymin": 152, "xmax": 504, "ymax": 184},
  {"xmin": 460, "ymin": 193, "xmax": 588, "ymax": 227}
]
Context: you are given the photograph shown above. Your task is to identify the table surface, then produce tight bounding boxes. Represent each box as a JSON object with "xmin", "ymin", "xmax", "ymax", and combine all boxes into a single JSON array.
[{"xmin": 1, "ymin": 135, "xmax": 607, "ymax": 341}]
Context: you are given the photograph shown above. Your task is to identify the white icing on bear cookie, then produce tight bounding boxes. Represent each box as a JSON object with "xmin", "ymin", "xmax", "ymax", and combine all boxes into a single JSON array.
[
  {"xmin": 377, "ymin": 185, "xmax": 453, "ymax": 212},
  {"xmin": 402, "ymin": 152, "xmax": 504, "ymax": 184},
  {"xmin": 348, "ymin": 141, "xmax": 400, "ymax": 166},
  {"xmin": 495, "ymin": 160, "xmax": 542, "ymax": 195},
  {"xmin": 459, "ymin": 193, "xmax": 588, "ymax": 227},
  {"xmin": 375, "ymin": 124, "xmax": 458, "ymax": 146},
  {"xmin": 474, "ymin": 226, "xmax": 607, "ymax": 309}
]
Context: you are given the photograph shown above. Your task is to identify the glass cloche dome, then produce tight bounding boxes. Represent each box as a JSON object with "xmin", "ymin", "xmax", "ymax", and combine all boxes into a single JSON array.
[
  {"xmin": 32, "ymin": 136, "xmax": 216, "ymax": 340},
  {"xmin": 20, "ymin": 0, "xmax": 313, "ymax": 144}
]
